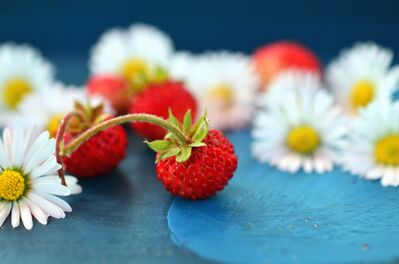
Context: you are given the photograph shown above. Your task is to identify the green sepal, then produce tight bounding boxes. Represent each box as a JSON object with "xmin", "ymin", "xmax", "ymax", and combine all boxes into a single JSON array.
[
  {"xmin": 183, "ymin": 110, "xmax": 192, "ymax": 133},
  {"xmin": 192, "ymin": 115, "xmax": 209, "ymax": 142},
  {"xmin": 155, "ymin": 147, "xmax": 181, "ymax": 163},
  {"xmin": 144, "ymin": 140, "xmax": 173, "ymax": 152},
  {"xmin": 151, "ymin": 66, "xmax": 169, "ymax": 84},
  {"xmin": 168, "ymin": 109, "xmax": 182, "ymax": 128},
  {"xmin": 189, "ymin": 141, "xmax": 206, "ymax": 147},
  {"xmin": 149, "ymin": 110, "xmax": 210, "ymax": 164},
  {"xmin": 176, "ymin": 147, "xmax": 192, "ymax": 163}
]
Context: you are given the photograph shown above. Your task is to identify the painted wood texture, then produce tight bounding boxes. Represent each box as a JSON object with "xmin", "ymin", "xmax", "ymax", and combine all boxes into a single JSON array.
[{"xmin": 168, "ymin": 130, "xmax": 399, "ymax": 263}]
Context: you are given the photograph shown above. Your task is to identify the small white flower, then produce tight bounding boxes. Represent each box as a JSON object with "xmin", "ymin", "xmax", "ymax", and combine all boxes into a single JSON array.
[
  {"xmin": 341, "ymin": 99, "xmax": 399, "ymax": 186},
  {"xmin": 90, "ymin": 23, "xmax": 173, "ymax": 92},
  {"xmin": 13, "ymin": 83, "xmax": 112, "ymax": 138},
  {"xmin": 172, "ymin": 51, "xmax": 259, "ymax": 130},
  {"xmin": 252, "ymin": 71, "xmax": 348, "ymax": 174},
  {"xmin": 0, "ymin": 43, "xmax": 55, "ymax": 121},
  {"xmin": 326, "ymin": 42, "xmax": 399, "ymax": 115},
  {"xmin": 0, "ymin": 126, "xmax": 81, "ymax": 230}
]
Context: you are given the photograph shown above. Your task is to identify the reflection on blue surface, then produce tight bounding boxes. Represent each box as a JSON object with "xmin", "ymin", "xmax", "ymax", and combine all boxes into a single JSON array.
[{"xmin": 168, "ymin": 130, "xmax": 399, "ymax": 263}]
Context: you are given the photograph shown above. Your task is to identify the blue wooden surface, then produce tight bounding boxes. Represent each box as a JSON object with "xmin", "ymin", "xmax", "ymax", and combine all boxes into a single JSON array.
[
  {"xmin": 0, "ymin": 130, "xmax": 213, "ymax": 264},
  {"xmin": 168, "ymin": 130, "xmax": 399, "ymax": 263}
]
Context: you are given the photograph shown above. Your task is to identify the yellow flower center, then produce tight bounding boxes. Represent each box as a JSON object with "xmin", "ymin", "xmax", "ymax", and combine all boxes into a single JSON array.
[
  {"xmin": 0, "ymin": 170, "xmax": 25, "ymax": 201},
  {"xmin": 375, "ymin": 135, "xmax": 399, "ymax": 166},
  {"xmin": 207, "ymin": 83, "xmax": 235, "ymax": 109},
  {"xmin": 3, "ymin": 78, "xmax": 32, "ymax": 110},
  {"xmin": 287, "ymin": 125, "xmax": 320, "ymax": 154},
  {"xmin": 120, "ymin": 58, "xmax": 149, "ymax": 92},
  {"xmin": 350, "ymin": 79, "xmax": 375, "ymax": 110},
  {"xmin": 46, "ymin": 113, "xmax": 64, "ymax": 138}
]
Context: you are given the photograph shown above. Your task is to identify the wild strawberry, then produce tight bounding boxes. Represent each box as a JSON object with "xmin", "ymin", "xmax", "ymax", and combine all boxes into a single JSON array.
[
  {"xmin": 129, "ymin": 81, "xmax": 197, "ymax": 140},
  {"xmin": 62, "ymin": 102, "xmax": 128, "ymax": 177},
  {"xmin": 146, "ymin": 111, "xmax": 238, "ymax": 199},
  {"xmin": 87, "ymin": 74, "xmax": 131, "ymax": 114},
  {"xmin": 252, "ymin": 41, "xmax": 321, "ymax": 89}
]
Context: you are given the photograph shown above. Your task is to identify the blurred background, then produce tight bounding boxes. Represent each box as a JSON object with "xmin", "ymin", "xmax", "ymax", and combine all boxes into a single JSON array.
[{"xmin": 1, "ymin": 0, "xmax": 398, "ymax": 83}]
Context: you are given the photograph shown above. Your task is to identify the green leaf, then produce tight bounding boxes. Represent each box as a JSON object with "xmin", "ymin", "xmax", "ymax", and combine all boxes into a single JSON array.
[
  {"xmin": 183, "ymin": 110, "xmax": 192, "ymax": 133},
  {"xmin": 176, "ymin": 147, "xmax": 192, "ymax": 163},
  {"xmin": 189, "ymin": 142, "xmax": 206, "ymax": 148},
  {"xmin": 145, "ymin": 140, "xmax": 173, "ymax": 152}
]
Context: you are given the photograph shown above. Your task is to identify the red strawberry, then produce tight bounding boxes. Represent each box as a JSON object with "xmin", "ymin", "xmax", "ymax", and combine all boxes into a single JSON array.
[
  {"xmin": 252, "ymin": 41, "xmax": 321, "ymax": 89},
  {"xmin": 87, "ymin": 75, "xmax": 131, "ymax": 114},
  {"xmin": 129, "ymin": 81, "xmax": 197, "ymax": 140},
  {"xmin": 146, "ymin": 111, "xmax": 238, "ymax": 200},
  {"xmin": 62, "ymin": 102, "xmax": 128, "ymax": 177}
]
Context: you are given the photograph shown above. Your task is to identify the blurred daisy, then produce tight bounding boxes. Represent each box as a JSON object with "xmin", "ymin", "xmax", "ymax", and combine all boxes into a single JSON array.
[
  {"xmin": 252, "ymin": 71, "xmax": 347, "ymax": 173},
  {"xmin": 90, "ymin": 23, "xmax": 173, "ymax": 93},
  {"xmin": 326, "ymin": 42, "xmax": 399, "ymax": 115},
  {"xmin": 0, "ymin": 43, "xmax": 54, "ymax": 119},
  {"xmin": 341, "ymin": 99, "xmax": 399, "ymax": 186},
  {"xmin": 14, "ymin": 83, "xmax": 112, "ymax": 138},
  {"xmin": 180, "ymin": 52, "xmax": 259, "ymax": 130},
  {"xmin": 169, "ymin": 51, "xmax": 195, "ymax": 82},
  {"xmin": 0, "ymin": 126, "xmax": 81, "ymax": 230}
]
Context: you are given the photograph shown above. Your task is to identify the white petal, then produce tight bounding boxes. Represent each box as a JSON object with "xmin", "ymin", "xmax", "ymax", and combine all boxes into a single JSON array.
[
  {"xmin": 27, "ymin": 192, "xmax": 65, "ymax": 219},
  {"xmin": 0, "ymin": 202, "xmax": 11, "ymax": 227},
  {"xmin": 24, "ymin": 138, "xmax": 56, "ymax": 174},
  {"xmin": 37, "ymin": 192, "xmax": 72, "ymax": 213},
  {"xmin": 19, "ymin": 199, "xmax": 33, "ymax": 230},
  {"xmin": 25, "ymin": 197, "xmax": 48, "ymax": 225},
  {"xmin": 31, "ymin": 155, "xmax": 61, "ymax": 178},
  {"xmin": 11, "ymin": 127, "xmax": 25, "ymax": 167},
  {"xmin": 33, "ymin": 183, "xmax": 71, "ymax": 196},
  {"xmin": 11, "ymin": 201, "xmax": 20, "ymax": 228}
]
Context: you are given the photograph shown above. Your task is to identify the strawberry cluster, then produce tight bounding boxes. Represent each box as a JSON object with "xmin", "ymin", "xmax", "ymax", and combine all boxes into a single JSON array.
[{"xmin": 59, "ymin": 73, "xmax": 237, "ymax": 199}]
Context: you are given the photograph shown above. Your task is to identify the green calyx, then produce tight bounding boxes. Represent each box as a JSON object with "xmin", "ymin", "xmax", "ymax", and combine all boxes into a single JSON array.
[
  {"xmin": 145, "ymin": 109, "xmax": 209, "ymax": 163},
  {"xmin": 129, "ymin": 66, "xmax": 169, "ymax": 94},
  {"xmin": 67, "ymin": 101, "xmax": 109, "ymax": 135}
]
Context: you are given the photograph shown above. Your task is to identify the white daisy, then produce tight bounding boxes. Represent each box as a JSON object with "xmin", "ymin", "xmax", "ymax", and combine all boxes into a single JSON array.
[
  {"xmin": 14, "ymin": 83, "xmax": 112, "ymax": 138},
  {"xmin": 0, "ymin": 43, "xmax": 55, "ymax": 120},
  {"xmin": 326, "ymin": 42, "xmax": 399, "ymax": 115},
  {"xmin": 90, "ymin": 23, "xmax": 173, "ymax": 92},
  {"xmin": 252, "ymin": 71, "xmax": 348, "ymax": 173},
  {"xmin": 0, "ymin": 126, "xmax": 81, "ymax": 230},
  {"xmin": 341, "ymin": 99, "xmax": 399, "ymax": 186},
  {"xmin": 175, "ymin": 51, "xmax": 259, "ymax": 130}
]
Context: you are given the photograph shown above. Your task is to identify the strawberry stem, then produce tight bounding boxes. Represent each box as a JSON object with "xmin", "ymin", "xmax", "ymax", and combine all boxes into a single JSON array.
[
  {"xmin": 55, "ymin": 112, "xmax": 83, "ymax": 186},
  {"xmin": 59, "ymin": 113, "xmax": 190, "ymax": 157}
]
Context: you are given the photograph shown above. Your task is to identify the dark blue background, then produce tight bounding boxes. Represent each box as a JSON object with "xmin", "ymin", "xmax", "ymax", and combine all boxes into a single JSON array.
[{"xmin": 1, "ymin": 0, "xmax": 399, "ymax": 83}]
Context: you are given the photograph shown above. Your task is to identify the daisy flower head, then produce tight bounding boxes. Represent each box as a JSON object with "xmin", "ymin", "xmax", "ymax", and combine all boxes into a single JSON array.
[
  {"xmin": 180, "ymin": 51, "xmax": 259, "ymax": 130},
  {"xmin": 341, "ymin": 99, "xmax": 399, "ymax": 186},
  {"xmin": 14, "ymin": 83, "xmax": 113, "ymax": 138},
  {"xmin": 326, "ymin": 42, "xmax": 399, "ymax": 115},
  {"xmin": 0, "ymin": 43, "xmax": 54, "ymax": 118},
  {"xmin": 252, "ymin": 71, "xmax": 348, "ymax": 174},
  {"xmin": 90, "ymin": 23, "xmax": 173, "ymax": 93},
  {"xmin": 0, "ymin": 126, "xmax": 81, "ymax": 230}
]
